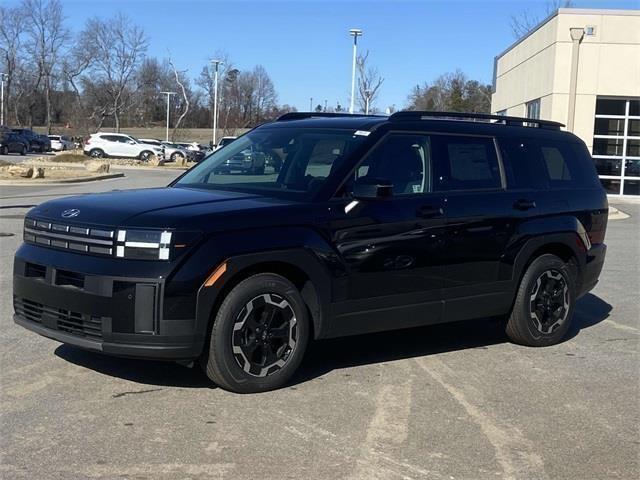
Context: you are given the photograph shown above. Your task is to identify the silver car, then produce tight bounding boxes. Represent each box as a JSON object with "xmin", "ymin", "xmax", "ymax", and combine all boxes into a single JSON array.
[{"xmin": 138, "ymin": 138, "xmax": 192, "ymax": 162}]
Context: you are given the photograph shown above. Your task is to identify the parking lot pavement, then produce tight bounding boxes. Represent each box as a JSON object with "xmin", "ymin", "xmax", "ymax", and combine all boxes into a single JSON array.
[{"xmin": 0, "ymin": 176, "xmax": 638, "ymax": 480}]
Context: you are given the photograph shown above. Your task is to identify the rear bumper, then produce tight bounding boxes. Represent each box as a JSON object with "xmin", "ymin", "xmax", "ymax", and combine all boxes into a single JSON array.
[{"xmin": 578, "ymin": 243, "xmax": 607, "ymax": 297}]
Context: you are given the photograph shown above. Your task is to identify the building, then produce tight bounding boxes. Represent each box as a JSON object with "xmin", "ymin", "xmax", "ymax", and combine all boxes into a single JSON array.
[{"xmin": 491, "ymin": 8, "xmax": 640, "ymax": 197}]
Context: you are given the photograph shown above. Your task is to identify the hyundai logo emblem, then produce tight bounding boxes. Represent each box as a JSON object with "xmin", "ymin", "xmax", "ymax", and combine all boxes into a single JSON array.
[{"xmin": 61, "ymin": 208, "xmax": 81, "ymax": 218}]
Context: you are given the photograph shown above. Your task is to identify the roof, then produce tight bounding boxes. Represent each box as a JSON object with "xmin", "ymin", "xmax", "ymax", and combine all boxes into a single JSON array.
[
  {"xmin": 264, "ymin": 115, "xmax": 388, "ymax": 131},
  {"xmin": 495, "ymin": 8, "xmax": 640, "ymax": 61}
]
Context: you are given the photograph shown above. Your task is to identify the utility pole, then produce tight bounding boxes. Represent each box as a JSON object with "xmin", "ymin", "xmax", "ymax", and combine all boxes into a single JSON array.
[
  {"xmin": 1, "ymin": 73, "xmax": 8, "ymax": 126},
  {"xmin": 211, "ymin": 59, "xmax": 224, "ymax": 146},
  {"xmin": 159, "ymin": 91, "xmax": 176, "ymax": 142},
  {"xmin": 349, "ymin": 28, "xmax": 363, "ymax": 114},
  {"xmin": 310, "ymin": 97, "xmax": 313, "ymax": 111}
]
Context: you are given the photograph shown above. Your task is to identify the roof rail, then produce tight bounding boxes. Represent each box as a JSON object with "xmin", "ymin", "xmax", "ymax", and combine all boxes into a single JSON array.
[
  {"xmin": 388, "ymin": 111, "xmax": 564, "ymax": 130},
  {"xmin": 276, "ymin": 112, "xmax": 384, "ymax": 121}
]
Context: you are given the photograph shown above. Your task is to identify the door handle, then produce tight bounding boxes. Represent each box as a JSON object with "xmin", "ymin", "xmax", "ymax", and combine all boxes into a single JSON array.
[
  {"xmin": 416, "ymin": 206, "xmax": 443, "ymax": 218},
  {"xmin": 513, "ymin": 199, "xmax": 536, "ymax": 211}
]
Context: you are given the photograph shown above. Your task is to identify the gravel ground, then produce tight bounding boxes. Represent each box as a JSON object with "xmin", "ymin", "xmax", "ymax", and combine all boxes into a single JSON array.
[{"xmin": 0, "ymin": 174, "xmax": 638, "ymax": 480}]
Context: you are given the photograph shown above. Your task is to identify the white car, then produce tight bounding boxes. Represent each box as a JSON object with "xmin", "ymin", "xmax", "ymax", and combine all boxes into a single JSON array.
[
  {"xmin": 83, "ymin": 133, "xmax": 163, "ymax": 161},
  {"xmin": 215, "ymin": 136, "xmax": 237, "ymax": 150},
  {"xmin": 139, "ymin": 138, "xmax": 192, "ymax": 162},
  {"xmin": 48, "ymin": 135, "xmax": 74, "ymax": 151}
]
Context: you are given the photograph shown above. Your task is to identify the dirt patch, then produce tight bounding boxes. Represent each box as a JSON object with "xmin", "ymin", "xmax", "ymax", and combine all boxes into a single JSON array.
[{"xmin": 51, "ymin": 153, "xmax": 87, "ymax": 163}]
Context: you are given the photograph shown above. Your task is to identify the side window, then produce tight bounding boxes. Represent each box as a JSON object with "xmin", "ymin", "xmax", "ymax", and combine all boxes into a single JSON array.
[
  {"xmin": 356, "ymin": 134, "xmax": 432, "ymax": 195},
  {"xmin": 499, "ymin": 138, "xmax": 548, "ymax": 189},
  {"xmin": 541, "ymin": 146, "xmax": 571, "ymax": 181},
  {"xmin": 100, "ymin": 135, "xmax": 117, "ymax": 142},
  {"xmin": 535, "ymin": 140, "xmax": 598, "ymax": 188},
  {"xmin": 435, "ymin": 136, "xmax": 502, "ymax": 191}
]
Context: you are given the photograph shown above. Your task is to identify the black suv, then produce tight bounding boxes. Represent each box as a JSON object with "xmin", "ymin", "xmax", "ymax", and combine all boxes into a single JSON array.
[
  {"xmin": 11, "ymin": 128, "xmax": 47, "ymax": 152},
  {"xmin": 13, "ymin": 111, "xmax": 608, "ymax": 393}
]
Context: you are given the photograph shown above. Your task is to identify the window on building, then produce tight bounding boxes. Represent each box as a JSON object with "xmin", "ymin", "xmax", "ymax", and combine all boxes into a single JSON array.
[
  {"xmin": 526, "ymin": 99, "xmax": 541, "ymax": 120},
  {"xmin": 593, "ymin": 97, "xmax": 640, "ymax": 196}
]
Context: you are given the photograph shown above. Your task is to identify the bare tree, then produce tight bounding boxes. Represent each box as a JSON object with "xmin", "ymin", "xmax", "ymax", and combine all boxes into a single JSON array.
[
  {"xmin": 356, "ymin": 51, "xmax": 384, "ymax": 114},
  {"xmin": 168, "ymin": 58, "xmax": 189, "ymax": 140},
  {"xmin": 81, "ymin": 14, "xmax": 147, "ymax": 132},
  {"xmin": 22, "ymin": 0, "xmax": 69, "ymax": 133},
  {"xmin": 510, "ymin": 0, "xmax": 574, "ymax": 39},
  {"xmin": 0, "ymin": 5, "xmax": 26, "ymax": 125}
]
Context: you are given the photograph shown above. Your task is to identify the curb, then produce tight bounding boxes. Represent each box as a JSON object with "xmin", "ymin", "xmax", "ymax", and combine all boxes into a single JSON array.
[{"xmin": 0, "ymin": 172, "xmax": 125, "ymax": 186}]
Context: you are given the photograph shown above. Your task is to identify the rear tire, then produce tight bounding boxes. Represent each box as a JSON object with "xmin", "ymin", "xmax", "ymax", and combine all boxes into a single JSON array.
[
  {"xmin": 506, "ymin": 254, "xmax": 575, "ymax": 347},
  {"xmin": 202, "ymin": 273, "xmax": 310, "ymax": 393},
  {"xmin": 20, "ymin": 145, "xmax": 27, "ymax": 156},
  {"xmin": 1, "ymin": 146, "xmax": 8, "ymax": 155},
  {"xmin": 170, "ymin": 152, "xmax": 184, "ymax": 162}
]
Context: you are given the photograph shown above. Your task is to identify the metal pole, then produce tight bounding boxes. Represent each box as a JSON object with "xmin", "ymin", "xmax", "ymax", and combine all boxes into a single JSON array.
[
  {"xmin": 567, "ymin": 28, "xmax": 585, "ymax": 132},
  {"xmin": 310, "ymin": 97, "xmax": 313, "ymax": 111},
  {"xmin": 159, "ymin": 92, "xmax": 175, "ymax": 142},
  {"xmin": 211, "ymin": 60, "xmax": 223, "ymax": 146},
  {"xmin": 1, "ymin": 73, "xmax": 6, "ymax": 126},
  {"xmin": 349, "ymin": 29, "xmax": 362, "ymax": 114}
]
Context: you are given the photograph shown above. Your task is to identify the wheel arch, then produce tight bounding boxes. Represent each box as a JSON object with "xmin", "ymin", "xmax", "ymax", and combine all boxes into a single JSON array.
[{"xmin": 194, "ymin": 248, "xmax": 333, "ymax": 345}]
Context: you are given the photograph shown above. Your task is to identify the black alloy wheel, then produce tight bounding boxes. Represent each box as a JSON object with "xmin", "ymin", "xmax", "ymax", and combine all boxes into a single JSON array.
[
  {"xmin": 231, "ymin": 293, "xmax": 298, "ymax": 377},
  {"xmin": 529, "ymin": 269, "xmax": 570, "ymax": 334}
]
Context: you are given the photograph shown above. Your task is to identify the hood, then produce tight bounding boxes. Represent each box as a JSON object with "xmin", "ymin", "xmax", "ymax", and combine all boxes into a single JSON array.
[{"xmin": 28, "ymin": 187, "xmax": 268, "ymax": 228}]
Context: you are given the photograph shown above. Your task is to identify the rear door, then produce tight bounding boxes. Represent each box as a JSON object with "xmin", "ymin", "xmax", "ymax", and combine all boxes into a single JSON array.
[{"xmin": 433, "ymin": 133, "xmax": 516, "ymax": 321}]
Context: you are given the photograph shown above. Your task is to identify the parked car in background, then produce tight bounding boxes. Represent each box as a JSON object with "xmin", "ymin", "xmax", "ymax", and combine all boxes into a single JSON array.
[
  {"xmin": 214, "ymin": 145, "xmax": 266, "ymax": 174},
  {"xmin": 38, "ymin": 135, "xmax": 51, "ymax": 152},
  {"xmin": 138, "ymin": 138, "xmax": 193, "ymax": 162},
  {"xmin": 215, "ymin": 136, "xmax": 237, "ymax": 150},
  {"xmin": 83, "ymin": 133, "xmax": 163, "ymax": 160},
  {"xmin": 0, "ymin": 132, "xmax": 29, "ymax": 155},
  {"xmin": 172, "ymin": 141, "xmax": 207, "ymax": 162},
  {"xmin": 48, "ymin": 135, "xmax": 74, "ymax": 151},
  {"xmin": 11, "ymin": 128, "xmax": 47, "ymax": 152}
]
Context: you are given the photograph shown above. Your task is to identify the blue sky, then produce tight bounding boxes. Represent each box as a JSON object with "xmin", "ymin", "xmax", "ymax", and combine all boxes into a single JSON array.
[{"xmin": 11, "ymin": 0, "xmax": 639, "ymax": 110}]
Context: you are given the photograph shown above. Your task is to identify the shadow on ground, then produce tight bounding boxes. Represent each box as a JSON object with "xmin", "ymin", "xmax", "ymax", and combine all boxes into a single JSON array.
[{"xmin": 55, "ymin": 293, "xmax": 612, "ymax": 389}]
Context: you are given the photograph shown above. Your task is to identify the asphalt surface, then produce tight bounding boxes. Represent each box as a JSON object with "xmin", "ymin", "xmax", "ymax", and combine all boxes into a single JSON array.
[{"xmin": 0, "ymin": 173, "xmax": 638, "ymax": 480}]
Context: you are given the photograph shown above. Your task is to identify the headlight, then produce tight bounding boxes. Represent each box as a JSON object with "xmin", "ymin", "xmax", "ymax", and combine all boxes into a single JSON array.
[{"xmin": 115, "ymin": 229, "xmax": 172, "ymax": 260}]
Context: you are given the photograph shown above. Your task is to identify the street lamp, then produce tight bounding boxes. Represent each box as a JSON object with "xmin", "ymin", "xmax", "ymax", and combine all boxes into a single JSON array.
[
  {"xmin": 0, "ymin": 73, "xmax": 8, "ymax": 126},
  {"xmin": 211, "ymin": 59, "xmax": 224, "ymax": 146},
  {"xmin": 349, "ymin": 28, "xmax": 363, "ymax": 114},
  {"xmin": 159, "ymin": 91, "xmax": 176, "ymax": 142}
]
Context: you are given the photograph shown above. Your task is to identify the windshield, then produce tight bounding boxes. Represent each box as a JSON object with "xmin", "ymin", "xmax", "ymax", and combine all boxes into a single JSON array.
[{"xmin": 174, "ymin": 128, "xmax": 367, "ymax": 196}]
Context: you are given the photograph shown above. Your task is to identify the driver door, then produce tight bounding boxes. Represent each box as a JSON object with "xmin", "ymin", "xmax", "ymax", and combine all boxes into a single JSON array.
[{"xmin": 327, "ymin": 132, "xmax": 447, "ymax": 336}]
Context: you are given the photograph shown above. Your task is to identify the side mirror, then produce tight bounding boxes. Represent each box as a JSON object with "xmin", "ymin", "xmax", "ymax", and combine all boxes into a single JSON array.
[
  {"xmin": 352, "ymin": 177, "xmax": 394, "ymax": 200},
  {"xmin": 128, "ymin": 140, "xmax": 136, "ymax": 145}
]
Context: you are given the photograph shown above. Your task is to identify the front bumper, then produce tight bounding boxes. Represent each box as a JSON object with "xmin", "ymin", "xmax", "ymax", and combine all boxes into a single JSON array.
[{"xmin": 13, "ymin": 254, "xmax": 204, "ymax": 360}]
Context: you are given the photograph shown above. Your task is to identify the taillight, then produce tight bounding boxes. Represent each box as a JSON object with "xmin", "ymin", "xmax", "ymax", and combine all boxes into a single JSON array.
[{"xmin": 85, "ymin": 137, "xmax": 91, "ymax": 145}]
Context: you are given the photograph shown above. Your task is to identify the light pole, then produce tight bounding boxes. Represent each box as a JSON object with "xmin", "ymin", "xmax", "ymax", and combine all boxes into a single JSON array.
[
  {"xmin": 349, "ymin": 28, "xmax": 363, "ymax": 114},
  {"xmin": 211, "ymin": 59, "xmax": 223, "ymax": 146},
  {"xmin": 159, "ymin": 91, "xmax": 176, "ymax": 142},
  {"xmin": 0, "ymin": 73, "xmax": 8, "ymax": 126}
]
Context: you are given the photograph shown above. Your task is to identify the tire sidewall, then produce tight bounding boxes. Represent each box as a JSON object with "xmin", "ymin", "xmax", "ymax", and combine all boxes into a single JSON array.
[
  {"xmin": 516, "ymin": 255, "xmax": 575, "ymax": 345},
  {"xmin": 208, "ymin": 274, "xmax": 310, "ymax": 393}
]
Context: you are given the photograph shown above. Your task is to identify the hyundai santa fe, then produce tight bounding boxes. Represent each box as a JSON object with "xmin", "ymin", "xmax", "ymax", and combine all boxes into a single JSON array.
[{"xmin": 13, "ymin": 111, "xmax": 608, "ymax": 393}]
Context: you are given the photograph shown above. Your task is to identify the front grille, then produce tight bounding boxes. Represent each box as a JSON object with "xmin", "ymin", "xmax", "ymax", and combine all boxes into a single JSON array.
[
  {"xmin": 13, "ymin": 297, "xmax": 43, "ymax": 323},
  {"xmin": 56, "ymin": 310, "xmax": 102, "ymax": 339},
  {"xmin": 14, "ymin": 296, "xmax": 105, "ymax": 340},
  {"xmin": 24, "ymin": 218, "xmax": 115, "ymax": 257}
]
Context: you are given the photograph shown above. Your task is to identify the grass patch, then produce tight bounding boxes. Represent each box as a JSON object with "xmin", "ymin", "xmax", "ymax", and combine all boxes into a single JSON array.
[{"xmin": 53, "ymin": 153, "xmax": 87, "ymax": 163}]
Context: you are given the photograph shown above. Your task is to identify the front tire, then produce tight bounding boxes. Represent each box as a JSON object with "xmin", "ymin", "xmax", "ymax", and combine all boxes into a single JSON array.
[
  {"xmin": 170, "ymin": 152, "xmax": 184, "ymax": 162},
  {"xmin": 506, "ymin": 254, "xmax": 575, "ymax": 347},
  {"xmin": 139, "ymin": 150, "xmax": 154, "ymax": 161},
  {"xmin": 89, "ymin": 148, "xmax": 104, "ymax": 158},
  {"xmin": 202, "ymin": 273, "xmax": 310, "ymax": 393}
]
